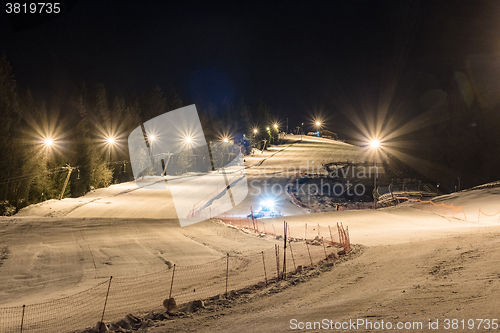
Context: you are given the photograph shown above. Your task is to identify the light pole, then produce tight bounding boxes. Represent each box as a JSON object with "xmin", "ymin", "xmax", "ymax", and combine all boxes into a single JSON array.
[
  {"xmin": 148, "ymin": 135, "xmax": 156, "ymax": 173},
  {"xmin": 106, "ymin": 137, "xmax": 115, "ymax": 162},
  {"xmin": 43, "ymin": 138, "xmax": 54, "ymax": 162},
  {"xmin": 315, "ymin": 121, "xmax": 322, "ymax": 137},
  {"xmin": 41, "ymin": 137, "xmax": 54, "ymax": 201},
  {"xmin": 44, "ymin": 138, "xmax": 54, "ymax": 147},
  {"xmin": 252, "ymin": 128, "xmax": 258, "ymax": 149},
  {"xmin": 370, "ymin": 139, "xmax": 381, "ymax": 209},
  {"xmin": 273, "ymin": 123, "xmax": 279, "ymax": 144}
]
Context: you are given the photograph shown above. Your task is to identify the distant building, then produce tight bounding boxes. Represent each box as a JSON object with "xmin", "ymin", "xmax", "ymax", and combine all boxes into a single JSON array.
[{"xmin": 320, "ymin": 129, "xmax": 338, "ymax": 140}]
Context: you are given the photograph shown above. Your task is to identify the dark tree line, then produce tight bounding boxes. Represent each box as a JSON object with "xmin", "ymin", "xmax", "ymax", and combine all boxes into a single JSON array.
[
  {"xmin": 0, "ymin": 55, "xmax": 279, "ymax": 214},
  {"xmin": 382, "ymin": 69, "xmax": 500, "ymax": 193}
]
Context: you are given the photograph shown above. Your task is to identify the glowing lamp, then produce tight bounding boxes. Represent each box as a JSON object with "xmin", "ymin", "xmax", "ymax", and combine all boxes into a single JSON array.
[{"xmin": 370, "ymin": 140, "xmax": 381, "ymax": 149}]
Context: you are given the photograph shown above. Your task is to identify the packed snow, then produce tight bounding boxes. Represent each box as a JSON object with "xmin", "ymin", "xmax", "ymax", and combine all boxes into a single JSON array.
[{"xmin": 1, "ymin": 135, "xmax": 500, "ymax": 333}]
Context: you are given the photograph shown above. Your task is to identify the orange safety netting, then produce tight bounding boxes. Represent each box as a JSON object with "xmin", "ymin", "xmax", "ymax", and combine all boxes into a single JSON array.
[
  {"xmin": 479, "ymin": 209, "xmax": 500, "ymax": 217},
  {"xmin": 0, "ymin": 218, "xmax": 350, "ymax": 333},
  {"xmin": 478, "ymin": 209, "xmax": 500, "ymax": 223},
  {"xmin": 218, "ymin": 215, "xmax": 349, "ymax": 250},
  {"xmin": 416, "ymin": 199, "xmax": 467, "ymax": 220}
]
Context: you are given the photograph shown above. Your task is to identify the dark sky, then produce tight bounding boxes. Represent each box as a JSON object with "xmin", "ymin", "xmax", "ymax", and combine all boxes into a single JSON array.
[{"xmin": 1, "ymin": 0, "xmax": 500, "ymax": 133}]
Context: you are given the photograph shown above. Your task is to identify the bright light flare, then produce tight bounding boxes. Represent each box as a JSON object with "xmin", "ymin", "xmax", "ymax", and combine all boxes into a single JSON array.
[
  {"xmin": 223, "ymin": 138, "xmax": 229, "ymax": 143},
  {"xmin": 370, "ymin": 139, "xmax": 381, "ymax": 149},
  {"xmin": 106, "ymin": 137, "xmax": 115, "ymax": 145},
  {"xmin": 185, "ymin": 136, "xmax": 192, "ymax": 143},
  {"xmin": 261, "ymin": 198, "xmax": 275, "ymax": 209},
  {"xmin": 43, "ymin": 138, "xmax": 54, "ymax": 147},
  {"xmin": 273, "ymin": 123, "xmax": 278, "ymax": 129},
  {"xmin": 253, "ymin": 128, "xmax": 258, "ymax": 134},
  {"xmin": 315, "ymin": 121, "xmax": 321, "ymax": 126}
]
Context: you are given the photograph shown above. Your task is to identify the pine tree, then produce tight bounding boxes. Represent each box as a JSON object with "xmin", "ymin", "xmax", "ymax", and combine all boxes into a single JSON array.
[
  {"xmin": 75, "ymin": 89, "xmax": 113, "ymax": 193},
  {"xmin": 165, "ymin": 87, "xmax": 183, "ymax": 111},
  {"xmin": 0, "ymin": 54, "xmax": 22, "ymax": 207},
  {"xmin": 140, "ymin": 86, "xmax": 167, "ymax": 122}
]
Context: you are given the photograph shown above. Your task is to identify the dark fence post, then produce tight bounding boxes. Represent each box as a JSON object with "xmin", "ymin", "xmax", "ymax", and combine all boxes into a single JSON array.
[
  {"xmin": 283, "ymin": 221, "xmax": 287, "ymax": 280},
  {"xmin": 345, "ymin": 226, "xmax": 350, "ymax": 252},
  {"xmin": 306, "ymin": 242, "xmax": 313, "ymax": 266},
  {"xmin": 20, "ymin": 305, "xmax": 25, "ymax": 333},
  {"xmin": 337, "ymin": 223, "xmax": 344, "ymax": 246},
  {"xmin": 328, "ymin": 225, "xmax": 334, "ymax": 245},
  {"xmin": 166, "ymin": 264, "xmax": 176, "ymax": 311},
  {"xmin": 289, "ymin": 241, "xmax": 296, "ymax": 271},
  {"xmin": 225, "ymin": 254, "xmax": 229, "ymax": 297},
  {"xmin": 275, "ymin": 244, "xmax": 280, "ymax": 280},
  {"xmin": 261, "ymin": 251, "xmax": 268, "ymax": 286},
  {"xmin": 322, "ymin": 237, "xmax": 328, "ymax": 260},
  {"xmin": 99, "ymin": 276, "xmax": 113, "ymax": 332}
]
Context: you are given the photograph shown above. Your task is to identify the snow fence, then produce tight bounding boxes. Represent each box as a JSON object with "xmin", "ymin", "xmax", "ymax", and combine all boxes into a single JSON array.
[{"xmin": 0, "ymin": 219, "xmax": 350, "ymax": 333}]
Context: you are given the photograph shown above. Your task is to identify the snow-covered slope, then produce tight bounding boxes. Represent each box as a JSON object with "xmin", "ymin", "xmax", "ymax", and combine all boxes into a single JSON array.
[{"xmin": 2, "ymin": 134, "xmax": 500, "ymax": 327}]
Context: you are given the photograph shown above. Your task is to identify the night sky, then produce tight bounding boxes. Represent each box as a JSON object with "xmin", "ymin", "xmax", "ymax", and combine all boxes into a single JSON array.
[{"xmin": 1, "ymin": 0, "xmax": 500, "ymax": 136}]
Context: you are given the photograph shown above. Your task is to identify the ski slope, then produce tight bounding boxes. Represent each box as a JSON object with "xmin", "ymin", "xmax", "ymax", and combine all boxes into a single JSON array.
[{"xmin": 2, "ymin": 135, "xmax": 500, "ymax": 320}]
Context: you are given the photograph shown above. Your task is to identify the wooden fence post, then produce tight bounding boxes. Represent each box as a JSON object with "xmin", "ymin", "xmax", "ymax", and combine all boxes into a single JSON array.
[
  {"xmin": 322, "ymin": 237, "xmax": 328, "ymax": 260},
  {"xmin": 306, "ymin": 242, "xmax": 313, "ymax": 266},
  {"xmin": 275, "ymin": 244, "xmax": 280, "ymax": 280},
  {"xmin": 166, "ymin": 264, "xmax": 176, "ymax": 311},
  {"xmin": 329, "ymin": 225, "xmax": 334, "ymax": 245},
  {"xmin": 283, "ymin": 221, "xmax": 287, "ymax": 280},
  {"xmin": 289, "ymin": 241, "xmax": 296, "ymax": 271},
  {"xmin": 337, "ymin": 223, "xmax": 343, "ymax": 245},
  {"xmin": 20, "ymin": 305, "xmax": 25, "ymax": 333},
  {"xmin": 99, "ymin": 276, "xmax": 113, "ymax": 332},
  {"xmin": 225, "ymin": 254, "xmax": 229, "ymax": 297},
  {"xmin": 261, "ymin": 251, "xmax": 268, "ymax": 286}
]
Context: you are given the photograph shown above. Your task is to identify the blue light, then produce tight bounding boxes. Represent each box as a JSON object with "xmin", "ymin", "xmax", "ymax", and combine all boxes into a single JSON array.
[{"xmin": 260, "ymin": 198, "xmax": 275, "ymax": 209}]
